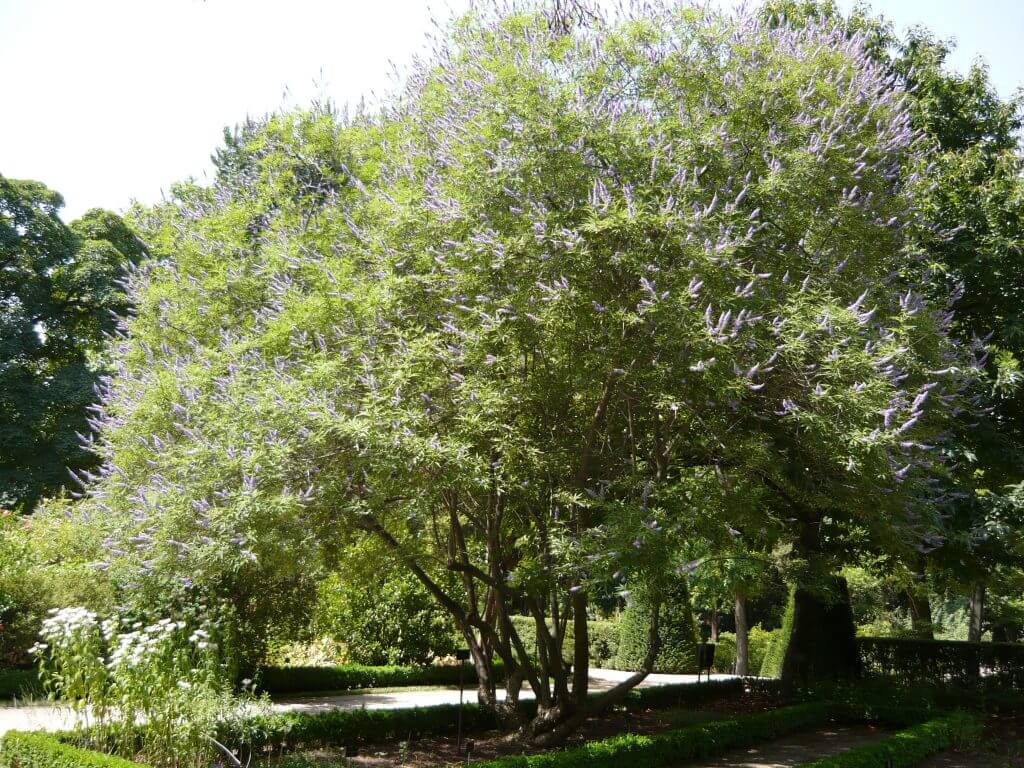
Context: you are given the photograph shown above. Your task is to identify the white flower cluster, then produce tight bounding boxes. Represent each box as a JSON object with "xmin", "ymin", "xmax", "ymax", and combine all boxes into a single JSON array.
[
  {"xmin": 108, "ymin": 618, "xmax": 187, "ymax": 670},
  {"xmin": 39, "ymin": 607, "xmax": 99, "ymax": 639},
  {"xmin": 32, "ymin": 607, "xmax": 218, "ymax": 672}
]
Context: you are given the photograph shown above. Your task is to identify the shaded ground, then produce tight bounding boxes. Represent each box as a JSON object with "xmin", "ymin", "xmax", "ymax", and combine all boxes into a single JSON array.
[
  {"xmin": 267, "ymin": 691, "xmax": 786, "ymax": 767},
  {"xmin": 689, "ymin": 724, "xmax": 887, "ymax": 767},
  {"xmin": 919, "ymin": 713, "xmax": 1024, "ymax": 768}
]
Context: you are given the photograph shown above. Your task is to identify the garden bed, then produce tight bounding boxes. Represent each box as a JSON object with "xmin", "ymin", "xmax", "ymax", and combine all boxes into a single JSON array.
[{"xmin": 0, "ymin": 696, "xmax": 980, "ymax": 768}]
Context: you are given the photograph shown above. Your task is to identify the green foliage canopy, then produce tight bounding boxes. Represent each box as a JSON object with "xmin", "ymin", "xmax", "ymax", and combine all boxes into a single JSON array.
[
  {"xmin": 58, "ymin": 0, "xmax": 980, "ymax": 732},
  {"xmin": 0, "ymin": 177, "xmax": 143, "ymax": 511}
]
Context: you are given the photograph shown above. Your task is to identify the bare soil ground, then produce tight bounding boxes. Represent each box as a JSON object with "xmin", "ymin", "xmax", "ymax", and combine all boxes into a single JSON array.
[{"xmin": 265, "ymin": 689, "xmax": 790, "ymax": 767}]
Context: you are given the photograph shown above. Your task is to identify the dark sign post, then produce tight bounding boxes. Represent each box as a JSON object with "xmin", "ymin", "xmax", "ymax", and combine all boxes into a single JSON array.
[{"xmin": 455, "ymin": 648, "xmax": 471, "ymax": 753}]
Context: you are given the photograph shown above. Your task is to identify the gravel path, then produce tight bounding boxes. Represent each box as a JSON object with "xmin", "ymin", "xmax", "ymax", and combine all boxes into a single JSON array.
[{"xmin": 0, "ymin": 670, "xmax": 739, "ymax": 735}]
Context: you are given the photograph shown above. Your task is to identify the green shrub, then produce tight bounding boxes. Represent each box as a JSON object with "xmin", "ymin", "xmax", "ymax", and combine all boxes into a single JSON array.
[
  {"xmin": 0, "ymin": 516, "xmax": 53, "ymax": 666},
  {"xmin": 474, "ymin": 703, "xmax": 830, "ymax": 768},
  {"xmin": 236, "ymin": 702, "xmax": 516, "ymax": 752},
  {"xmin": 624, "ymin": 678, "xmax": 745, "ymax": 709},
  {"xmin": 714, "ymin": 626, "xmax": 779, "ymax": 674},
  {"xmin": 0, "ymin": 731, "xmax": 148, "ymax": 768},
  {"xmin": 0, "ymin": 667, "xmax": 42, "ymax": 699},
  {"xmin": 760, "ymin": 588, "xmax": 795, "ymax": 678},
  {"xmin": 858, "ymin": 637, "xmax": 1024, "ymax": 687},
  {"xmin": 615, "ymin": 581, "xmax": 697, "ymax": 673},
  {"xmin": 586, "ymin": 620, "xmax": 620, "ymax": 666},
  {"xmin": 800, "ymin": 711, "xmax": 981, "ymax": 767},
  {"xmin": 507, "ymin": 616, "xmax": 619, "ymax": 668},
  {"xmin": 314, "ymin": 570, "xmax": 458, "ymax": 666}
]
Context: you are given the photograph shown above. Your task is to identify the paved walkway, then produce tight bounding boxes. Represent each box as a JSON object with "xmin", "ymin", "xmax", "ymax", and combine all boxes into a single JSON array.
[{"xmin": 0, "ymin": 670, "xmax": 739, "ymax": 735}]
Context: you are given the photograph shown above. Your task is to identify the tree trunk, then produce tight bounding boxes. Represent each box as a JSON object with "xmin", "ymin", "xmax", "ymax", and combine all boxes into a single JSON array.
[
  {"xmin": 710, "ymin": 606, "xmax": 719, "ymax": 643},
  {"xmin": 907, "ymin": 586, "xmax": 934, "ymax": 640},
  {"xmin": 969, "ymin": 580, "xmax": 985, "ymax": 643},
  {"xmin": 780, "ymin": 577, "xmax": 862, "ymax": 686},
  {"xmin": 734, "ymin": 595, "xmax": 749, "ymax": 676}
]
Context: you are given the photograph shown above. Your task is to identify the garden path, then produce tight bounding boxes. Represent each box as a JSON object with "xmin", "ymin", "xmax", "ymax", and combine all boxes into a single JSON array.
[
  {"xmin": 684, "ymin": 724, "xmax": 888, "ymax": 767},
  {"xmin": 0, "ymin": 670, "xmax": 739, "ymax": 735}
]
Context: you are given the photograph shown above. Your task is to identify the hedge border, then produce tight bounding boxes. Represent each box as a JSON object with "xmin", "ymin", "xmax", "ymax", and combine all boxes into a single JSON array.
[
  {"xmin": 472, "ymin": 702, "xmax": 831, "ymax": 768},
  {"xmin": 859, "ymin": 637, "xmax": 1024, "ymax": 688},
  {"xmin": 0, "ymin": 731, "xmax": 148, "ymax": 768},
  {"xmin": 14, "ymin": 689, "xmax": 968, "ymax": 768}
]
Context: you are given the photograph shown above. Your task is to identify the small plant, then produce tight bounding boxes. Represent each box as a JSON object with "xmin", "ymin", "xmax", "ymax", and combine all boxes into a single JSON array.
[{"xmin": 31, "ymin": 606, "xmax": 265, "ymax": 768}]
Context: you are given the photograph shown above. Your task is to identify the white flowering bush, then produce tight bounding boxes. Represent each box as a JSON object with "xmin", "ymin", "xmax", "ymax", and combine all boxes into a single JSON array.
[{"xmin": 32, "ymin": 607, "xmax": 261, "ymax": 768}]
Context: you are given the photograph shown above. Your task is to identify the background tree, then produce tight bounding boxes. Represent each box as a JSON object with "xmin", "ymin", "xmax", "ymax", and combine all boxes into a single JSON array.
[
  {"xmin": 762, "ymin": 0, "xmax": 1024, "ymax": 661},
  {"xmin": 0, "ymin": 176, "xmax": 143, "ymax": 512}
]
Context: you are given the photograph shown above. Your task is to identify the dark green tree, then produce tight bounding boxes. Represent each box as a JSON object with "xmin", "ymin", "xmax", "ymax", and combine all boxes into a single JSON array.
[{"xmin": 0, "ymin": 176, "xmax": 144, "ymax": 511}]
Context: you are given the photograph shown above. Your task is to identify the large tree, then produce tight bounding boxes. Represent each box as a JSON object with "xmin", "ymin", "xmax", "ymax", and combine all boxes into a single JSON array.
[
  {"xmin": 759, "ymin": 0, "xmax": 1024, "ymax": 659},
  {"xmin": 62, "ymin": 2, "xmax": 974, "ymax": 742},
  {"xmin": 0, "ymin": 177, "xmax": 143, "ymax": 512}
]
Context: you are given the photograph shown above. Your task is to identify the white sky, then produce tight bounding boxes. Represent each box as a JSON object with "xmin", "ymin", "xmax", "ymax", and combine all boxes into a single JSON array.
[{"xmin": 0, "ymin": 0, "xmax": 1020, "ymax": 222}]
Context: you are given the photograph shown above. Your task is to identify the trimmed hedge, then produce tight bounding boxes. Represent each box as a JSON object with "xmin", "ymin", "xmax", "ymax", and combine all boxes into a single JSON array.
[
  {"xmin": 615, "ymin": 581, "xmax": 698, "ymax": 673},
  {"xmin": 859, "ymin": 636, "xmax": 1024, "ymax": 687},
  {"xmin": 801, "ymin": 711, "xmax": 981, "ymax": 767},
  {"xmin": 253, "ymin": 661, "xmax": 497, "ymax": 695},
  {"xmin": 236, "ymin": 702, "xmax": 512, "ymax": 752},
  {"xmin": 0, "ymin": 667, "xmax": 42, "ymax": 700},
  {"xmin": 760, "ymin": 587, "xmax": 795, "ymax": 678},
  {"xmin": 0, "ymin": 731, "xmax": 148, "ymax": 768},
  {"xmin": 473, "ymin": 703, "xmax": 831, "ymax": 768},
  {"xmin": 624, "ymin": 678, "xmax": 745, "ymax": 710}
]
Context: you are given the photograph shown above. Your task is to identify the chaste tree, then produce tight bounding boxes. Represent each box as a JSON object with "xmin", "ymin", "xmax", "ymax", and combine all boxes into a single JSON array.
[{"xmin": 57, "ymin": 2, "xmax": 981, "ymax": 741}]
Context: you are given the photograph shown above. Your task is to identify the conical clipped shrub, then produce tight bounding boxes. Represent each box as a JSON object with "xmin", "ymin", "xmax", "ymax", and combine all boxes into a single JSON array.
[
  {"xmin": 615, "ymin": 580, "xmax": 698, "ymax": 673},
  {"xmin": 760, "ymin": 587, "xmax": 796, "ymax": 678}
]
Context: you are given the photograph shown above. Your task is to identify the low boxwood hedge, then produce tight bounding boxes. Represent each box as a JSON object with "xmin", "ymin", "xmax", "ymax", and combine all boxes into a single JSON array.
[
  {"xmin": 801, "ymin": 711, "xmax": 981, "ymax": 767},
  {"xmin": 623, "ymin": 677, "xmax": 745, "ymax": 709},
  {"xmin": 236, "ymin": 702, "xmax": 512, "ymax": 752},
  {"xmin": 474, "ymin": 702, "xmax": 831, "ymax": 768},
  {"xmin": 0, "ymin": 731, "xmax": 148, "ymax": 768}
]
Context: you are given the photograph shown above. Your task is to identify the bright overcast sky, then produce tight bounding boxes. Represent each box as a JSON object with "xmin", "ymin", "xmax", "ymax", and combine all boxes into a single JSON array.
[{"xmin": 1, "ymin": 0, "xmax": 1020, "ymax": 222}]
